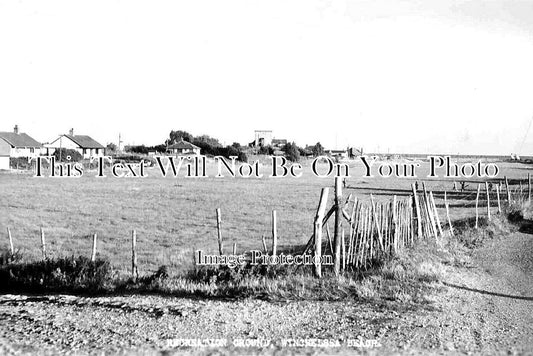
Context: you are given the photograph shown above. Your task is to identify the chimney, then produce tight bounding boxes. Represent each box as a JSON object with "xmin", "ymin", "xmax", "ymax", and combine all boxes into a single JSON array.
[
  {"xmin": 14, "ymin": 125, "xmax": 19, "ymax": 134},
  {"xmin": 69, "ymin": 128, "xmax": 74, "ymax": 136}
]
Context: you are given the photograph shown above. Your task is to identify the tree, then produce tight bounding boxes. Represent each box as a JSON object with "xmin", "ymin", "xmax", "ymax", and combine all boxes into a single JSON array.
[
  {"xmin": 284, "ymin": 142, "xmax": 300, "ymax": 162},
  {"xmin": 312, "ymin": 142, "xmax": 324, "ymax": 157},
  {"xmin": 125, "ymin": 145, "xmax": 149, "ymax": 154},
  {"xmin": 167, "ymin": 130, "xmax": 193, "ymax": 145},
  {"xmin": 258, "ymin": 145, "xmax": 274, "ymax": 155},
  {"xmin": 194, "ymin": 135, "xmax": 221, "ymax": 147},
  {"xmin": 106, "ymin": 142, "xmax": 117, "ymax": 153}
]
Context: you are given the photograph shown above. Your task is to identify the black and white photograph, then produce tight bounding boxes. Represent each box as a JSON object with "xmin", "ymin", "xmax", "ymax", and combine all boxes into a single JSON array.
[{"xmin": 0, "ymin": 0, "xmax": 532, "ymax": 354}]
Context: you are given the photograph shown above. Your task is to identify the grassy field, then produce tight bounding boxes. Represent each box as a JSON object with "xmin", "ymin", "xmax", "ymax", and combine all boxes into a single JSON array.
[{"xmin": 0, "ymin": 156, "xmax": 531, "ymax": 274}]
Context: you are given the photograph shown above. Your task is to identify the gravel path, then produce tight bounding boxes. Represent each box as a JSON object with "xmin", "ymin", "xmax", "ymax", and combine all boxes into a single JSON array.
[{"xmin": 0, "ymin": 232, "xmax": 531, "ymax": 355}]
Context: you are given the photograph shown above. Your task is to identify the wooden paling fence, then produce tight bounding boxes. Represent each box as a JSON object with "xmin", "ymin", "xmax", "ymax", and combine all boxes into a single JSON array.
[
  {"xmin": 308, "ymin": 178, "xmax": 427, "ymax": 277},
  {"xmin": 308, "ymin": 174, "xmax": 530, "ymax": 278}
]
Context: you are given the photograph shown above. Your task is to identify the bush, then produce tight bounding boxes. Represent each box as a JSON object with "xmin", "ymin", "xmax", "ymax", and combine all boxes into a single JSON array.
[
  {"xmin": 238, "ymin": 151, "xmax": 248, "ymax": 163},
  {"xmin": 125, "ymin": 145, "xmax": 149, "ymax": 155},
  {"xmin": 53, "ymin": 148, "xmax": 83, "ymax": 162},
  {"xmin": 9, "ymin": 157, "xmax": 33, "ymax": 170},
  {"xmin": 0, "ymin": 249, "xmax": 23, "ymax": 266},
  {"xmin": 0, "ymin": 256, "xmax": 114, "ymax": 294}
]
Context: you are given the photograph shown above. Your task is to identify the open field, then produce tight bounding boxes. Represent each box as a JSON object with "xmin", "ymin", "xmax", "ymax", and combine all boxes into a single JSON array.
[{"xmin": 0, "ymin": 156, "xmax": 531, "ymax": 274}]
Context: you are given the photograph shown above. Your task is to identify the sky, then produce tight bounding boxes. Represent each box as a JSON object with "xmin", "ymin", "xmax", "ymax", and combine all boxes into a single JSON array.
[{"xmin": 1, "ymin": 0, "xmax": 532, "ymax": 155}]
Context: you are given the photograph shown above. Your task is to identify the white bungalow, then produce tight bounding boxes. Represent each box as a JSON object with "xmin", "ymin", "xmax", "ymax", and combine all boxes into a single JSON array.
[
  {"xmin": 45, "ymin": 129, "xmax": 105, "ymax": 159},
  {"xmin": 0, "ymin": 126, "xmax": 42, "ymax": 169}
]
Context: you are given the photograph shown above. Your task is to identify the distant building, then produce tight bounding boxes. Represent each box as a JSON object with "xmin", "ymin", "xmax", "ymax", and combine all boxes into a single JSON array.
[
  {"xmin": 254, "ymin": 130, "xmax": 273, "ymax": 147},
  {"xmin": 167, "ymin": 139, "xmax": 201, "ymax": 155},
  {"xmin": 45, "ymin": 129, "xmax": 105, "ymax": 159},
  {"xmin": 250, "ymin": 130, "xmax": 289, "ymax": 151},
  {"xmin": 271, "ymin": 138, "xmax": 287, "ymax": 148},
  {"xmin": 0, "ymin": 141, "xmax": 8, "ymax": 170},
  {"xmin": 327, "ymin": 148, "xmax": 349, "ymax": 159},
  {"xmin": 0, "ymin": 125, "xmax": 42, "ymax": 169}
]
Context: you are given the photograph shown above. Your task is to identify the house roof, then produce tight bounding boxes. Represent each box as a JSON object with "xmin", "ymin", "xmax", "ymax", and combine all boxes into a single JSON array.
[
  {"xmin": 167, "ymin": 139, "xmax": 200, "ymax": 150},
  {"xmin": 0, "ymin": 132, "xmax": 41, "ymax": 148},
  {"xmin": 328, "ymin": 149, "xmax": 348, "ymax": 154},
  {"xmin": 64, "ymin": 135, "xmax": 104, "ymax": 149}
]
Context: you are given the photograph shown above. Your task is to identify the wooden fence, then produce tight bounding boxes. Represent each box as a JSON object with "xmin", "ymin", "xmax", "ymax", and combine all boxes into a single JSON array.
[
  {"xmin": 306, "ymin": 174, "xmax": 531, "ymax": 278},
  {"xmin": 3, "ymin": 174, "xmax": 532, "ymax": 280}
]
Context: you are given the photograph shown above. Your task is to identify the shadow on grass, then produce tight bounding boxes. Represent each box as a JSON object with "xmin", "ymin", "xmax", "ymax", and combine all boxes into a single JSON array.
[
  {"xmin": 443, "ymin": 282, "xmax": 533, "ymax": 301},
  {"xmin": 517, "ymin": 219, "xmax": 533, "ymax": 235}
]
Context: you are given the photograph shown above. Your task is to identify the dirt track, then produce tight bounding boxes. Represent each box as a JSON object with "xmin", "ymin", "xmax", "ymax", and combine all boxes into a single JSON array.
[
  {"xmin": 0, "ymin": 232, "xmax": 531, "ymax": 355},
  {"xmin": 386, "ymin": 231, "xmax": 533, "ymax": 354}
]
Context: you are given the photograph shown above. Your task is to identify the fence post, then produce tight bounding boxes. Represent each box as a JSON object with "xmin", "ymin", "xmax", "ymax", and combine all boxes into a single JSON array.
[
  {"xmin": 341, "ymin": 228, "xmax": 346, "ymax": 272},
  {"xmin": 7, "ymin": 227, "xmax": 14, "ymax": 258},
  {"xmin": 444, "ymin": 191, "xmax": 454, "ymax": 236},
  {"xmin": 334, "ymin": 177, "xmax": 342, "ymax": 277},
  {"xmin": 505, "ymin": 176, "xmax": 511, "ymax": 202},
  {"xmin": 527, "ymin": 173, "xmax": 531, "ymax": 204},
  {"xmin": 261, "ymin": 235, "xmax": 268, "ymax": 254},
  {"xmin": 131, "ymin": 230, "xmax": 138, "ymax": 281},
  {"xmin": 392, "ymin": 195, "xmax": 398, "ymax": 253},
  {"xmin": 411, "ymin": 183, "xmax": 422, "ymax": 238},
  {"xmin": 485, "ymin": 182, "xmax": 491, "ymax": 221},
  {"xmin": 430, "ymin": 192, "xmax": 444, "ymax": 237},
  {"xmin": 422, "ymin": 183, "xmax": 438, "ymax": 239},
  {"xmin": 40, "ymin": 227, "xmax": 46, "ymax": 260},
  {"xmin": 91, "ymin": 233, "xmax": 97, "ymax": 262},
  {"xmin": 216, "ymin": 208, "xmax": 223, "ymax": 255},
  {"xmin": 496, "ymin": 185, "xmax": 502, "ymax": 214},
  {"xmin": 272, "ymin": 210, "xmax": 277, "ymax": 258},
  {"xmin": 314, "ymin": 187, "xmax": 329, "ymax": 278},
  {"xmin": 370, "ymin": 194, "xmax": 384, "ymax": 251},
  {"xmin": 475, "ymin": 184, "xmax": 481, "ymax": 229}
]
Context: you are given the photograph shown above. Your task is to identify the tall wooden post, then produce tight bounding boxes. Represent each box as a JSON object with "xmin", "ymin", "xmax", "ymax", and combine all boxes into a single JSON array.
[
  {"xmin": 40, "ymin": 227, "xmax": 46, "ymax": 260},
  {"xmin": 216, "ymin": 208, "xmax": 223, "ymax": 255},
  {"xmin": 131, "ymin": 230, "xmax": 138, "ymax": 280},
  {"xmin": 334, "ymin": 177, "xmax": 342, "ymax": 277},
  {"xmin": 271, "ymin": 210, "xmax": 278, "ymax": 258},
  {"xmin": 411, "ymin": 183, "xmax": 422, "ymax": 238},
  {"xmin": 7, "ymin": 227, "xmax": 14, "ymax": 258},
  {"xmin": 91, "ymin": 233, "xmax": 97, "ymax": 262},
  {"xmin": 485, "ymin": 182, "xmax": 491, "ymax": 221},
  {"xmin": 475, "ymin": 184, "xmax": 481, "ymax": 229},
  {"xmin": 314, "ymin": 187, "xmax": 329, "ymax": 278}
]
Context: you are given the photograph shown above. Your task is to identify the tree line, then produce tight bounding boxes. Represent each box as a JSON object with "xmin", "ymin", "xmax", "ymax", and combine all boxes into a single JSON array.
[{"xmin": 111, "ymin": 130, "xmax": 326, "ymax": 163}]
